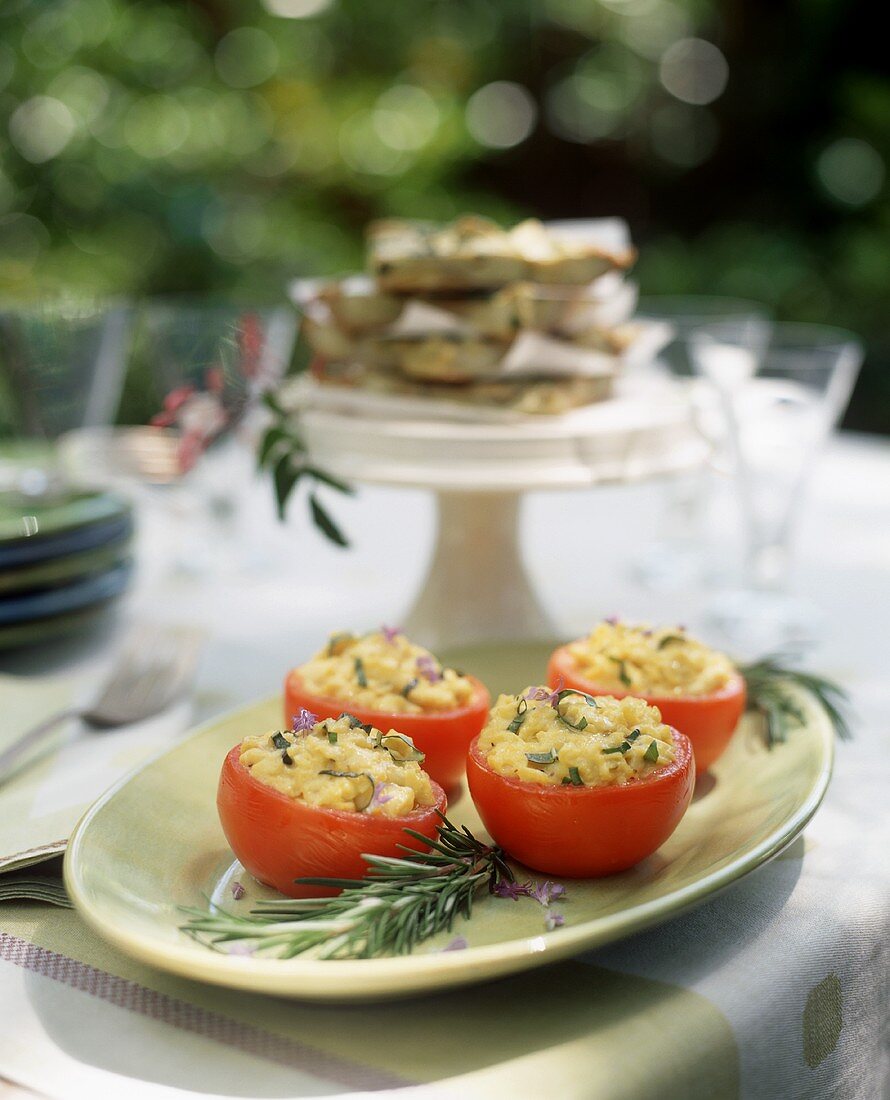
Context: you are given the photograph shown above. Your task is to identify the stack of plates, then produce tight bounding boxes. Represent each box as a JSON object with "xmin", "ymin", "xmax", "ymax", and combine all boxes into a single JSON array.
[{"xmin": 0, "ymin": 489, "xmax": 134, "ymax": 651}]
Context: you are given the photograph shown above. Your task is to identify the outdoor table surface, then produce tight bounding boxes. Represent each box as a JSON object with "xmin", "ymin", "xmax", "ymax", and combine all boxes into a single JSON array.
[{"xmin": 0, "ymin": 431, "xmax": 888, "ymax": 1100}]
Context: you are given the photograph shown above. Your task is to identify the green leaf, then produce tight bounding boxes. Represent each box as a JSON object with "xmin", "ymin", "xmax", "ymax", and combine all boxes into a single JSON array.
[
  {"xmin": 566, "ymin": 765, "xmax": 584, "ymax": 786},
  {"xmin": 305, "ymin": 466, "xmax": 355, "ymax": 496},
  {"xmin": 354, "ymin": 656, "xmax": 367, "ymax": 687},
  {"xmin": 657, "ymin": 634, "xmax": 686, "ymax": 650},
  {"xmin": 273, "ymin": 454, "xmax": 302, "ymax": 520},
  {"xmin": 644, "ymin": 740, "xmax": 660, "ymax": 763},
  {"xmin": 507, "ymin": 712, "xmax": 526, "ymax": 733},
  {"xmin": 526, "ymin": 748, "xmax": 558, "ymax": 765},
  {"xmin": 309, "ymin": 492, "xmax": 349, "ymax": 548},
  {"xmin": 610, "ymin": 657, "xmax": 631, "ymax": 688},
  {"xmin": 262, "ymin": 390, "xmax": 286, "ymax": 417},
  {"xmin": 271, "ymin": 731, "xmax": 290, "ymax": 750},
  {"xmin": 258, "ymin": 426, "xmax": 290, "ymax": 469}
]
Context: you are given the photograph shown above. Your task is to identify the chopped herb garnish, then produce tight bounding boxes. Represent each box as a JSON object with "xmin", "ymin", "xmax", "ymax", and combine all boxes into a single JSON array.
[
  {"xmin": 507, "ymin": 712, "xmax": 526, "ymax": 733},
  {"xmin": 318, "ymin": 770, "xmax": 375, "ymax": 810},
  {"xmin": 526, "ymin": 749, "xmax": 558, "ymax": 765},
  {"xmin": 739, "ymin": 653, "xmax": 851, "ymax": 746},
  {"xmin": 644, "ymin": 740, "xmax": 660, "ymax": 763},
  {"xmin": 401, "ymin": 678, "xmax": 418, "ymax": 697},
  {"xmin": 602, "ymin": 741, "xmax": 631, "ymax": 755},
  {"xmin": 555, "ymin": 688, "xmax": 597, "ymax": 708},
  {"xmin": 354, "ymin": 657, "xmax": 367, "ymax": 687},
  {"xmin": 327, "ymin": 632, "xmax": 353, "ymax": 656},
  {"xmin": 271, "ymin": 732, "xmax": 290, "ymax": 750},
  {"xmin": 326, "ymin": 727, "xmax": 338, "ymax": 744},
  {"xmin": 565, "ymin": 766, "xmax": 584, "ymax": 786},
  {"xmin": 610, "ymin": 657, "xmax": 632, "ymax": 688},
  {"xmin": 281, "ymin": 749, "xmax": 293, "ymax": 766},
  {"xmin": 517, "ymin": 697, "xmax": 528, "ymax": 715},
  {"xmin": 379, "ymin": 732, "xmax": 424, "ymax": 763},
  {"xmin": 657, "ymin": 634, "xmax": 686, "ymax": 650},
  {"xmin": 627, "ymin": 729, "xmax": 641, "ymax": 742},
  {"xmin": 556, "ymin": 711, "xmax": 588, "ymax": 732}
]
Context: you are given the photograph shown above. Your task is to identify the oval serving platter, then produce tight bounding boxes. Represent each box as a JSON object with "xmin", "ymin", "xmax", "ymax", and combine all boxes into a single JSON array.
[{"xmin": 64, "ymin": 643, "xmax": 833, "ymax": 1002}]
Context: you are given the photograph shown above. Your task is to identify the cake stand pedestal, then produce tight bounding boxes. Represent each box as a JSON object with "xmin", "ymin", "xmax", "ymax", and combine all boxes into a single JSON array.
[{"xmin": 295, "ymin": 378, "xmax": 709, "ymax": 650}]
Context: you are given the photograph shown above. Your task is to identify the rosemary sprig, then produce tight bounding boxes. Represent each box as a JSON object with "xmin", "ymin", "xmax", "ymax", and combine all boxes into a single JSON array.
[
  {"xmin": 739, "ymin": 653, "xmax": 852, "ymax": 746},
  {"xmin": 180, "ymin": 814, "xmax": 513, "ymax": 960}
]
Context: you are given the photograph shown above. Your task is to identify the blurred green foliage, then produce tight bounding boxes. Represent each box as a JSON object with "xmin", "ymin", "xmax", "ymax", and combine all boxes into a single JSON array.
[{"xmin": 0, "ymin": 0, "xmax": 887, "ymax": 431}]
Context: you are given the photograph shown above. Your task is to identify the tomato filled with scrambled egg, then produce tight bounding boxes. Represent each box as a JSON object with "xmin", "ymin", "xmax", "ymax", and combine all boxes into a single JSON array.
[
  {"xmin": 466, "ymin": 686, "xmax": 694, "ymax": 876},
  {"xmin": 218, "ymin": 712, "xmax": 446, "ymax": 897},
  {"xmin": 284, "ymin": 629, "xmax": 490, "ymax": 790},
  {"xmin": 547, "ymin": 622, "xmax": 746, "ymax": 772}
]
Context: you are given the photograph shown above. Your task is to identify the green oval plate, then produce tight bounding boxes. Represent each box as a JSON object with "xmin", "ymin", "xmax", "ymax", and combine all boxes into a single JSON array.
[{"xmin": 64, "ymin": 643, "xmax": 833, "ymax": 1002}]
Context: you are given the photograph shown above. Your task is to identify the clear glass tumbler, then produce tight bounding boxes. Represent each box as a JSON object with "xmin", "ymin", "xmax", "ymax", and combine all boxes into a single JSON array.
[{"xmin": 689, "ymin": 321, "xmax": 863, "ymax": 649}]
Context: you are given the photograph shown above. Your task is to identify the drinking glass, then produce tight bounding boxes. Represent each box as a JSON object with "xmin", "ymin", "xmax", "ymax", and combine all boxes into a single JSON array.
[
  {"xmin": 689, "ymin": 321, "xmax": 863, "ymax": 648},
  {"xmin": 630, "ymin": 297, "xmax": 772, "ymax": 591}
]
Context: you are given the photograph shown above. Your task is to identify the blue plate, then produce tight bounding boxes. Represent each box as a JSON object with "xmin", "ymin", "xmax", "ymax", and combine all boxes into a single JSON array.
[
  {"xmin": 0, "ymin": 513, "xmax": 134, "ymax": 569},
  {"xmin": 0, "ymin": 559, "xmax": 133, "ymax": 625}
]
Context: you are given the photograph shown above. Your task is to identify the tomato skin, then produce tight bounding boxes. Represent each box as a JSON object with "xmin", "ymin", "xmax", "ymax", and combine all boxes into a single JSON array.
[
  {"xmin": 466, "ymin": 731, "xmax": 694, "ymax": 877},
  {"xmin": 284, "ymin": 670, "xmax": 490, "ymax": 792},
  {"xmin": 217, "ymin": 745, "xmax": 447, "ymax": 898},
  {"xmin": 547, "ymin": 646, "xmax": 747, "ymax": 773}
]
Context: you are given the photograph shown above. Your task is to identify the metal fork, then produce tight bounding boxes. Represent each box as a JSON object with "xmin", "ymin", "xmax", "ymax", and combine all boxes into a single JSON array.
[{"xmin": 0, "ymin": 624, "xmax": 203, "ymax": 786}]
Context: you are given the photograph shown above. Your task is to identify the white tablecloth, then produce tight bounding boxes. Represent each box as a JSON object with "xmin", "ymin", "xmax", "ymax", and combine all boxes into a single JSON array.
[{"xmin": 1, "ymin": 431, "xmax": 888, "ymax": 1100}]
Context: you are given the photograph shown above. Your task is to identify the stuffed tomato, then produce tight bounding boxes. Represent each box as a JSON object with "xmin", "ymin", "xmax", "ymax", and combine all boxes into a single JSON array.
[
  {"xmin": 547, "ymin": 621, "xmax": 746, "ymax": 773},
  {"xmin": 466, "ymin": 686, "xmax": 694, "ymax": 877},
  {"xmin": 218, "ymin": 712, "xmax": 446, "ymax": 897},
  {"xmin": 284, "ymin": 629, "xmax": 489, "ymax": 791}
]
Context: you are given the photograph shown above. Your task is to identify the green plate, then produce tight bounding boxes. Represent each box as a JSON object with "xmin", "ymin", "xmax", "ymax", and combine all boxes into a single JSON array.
[
  {"xmin": 0, "ymin": 488, "xmax": 130, "ymax": 545},
  {"xmin": 64, "ymin": 643, "xmax": 833, "ymax": 1002}
]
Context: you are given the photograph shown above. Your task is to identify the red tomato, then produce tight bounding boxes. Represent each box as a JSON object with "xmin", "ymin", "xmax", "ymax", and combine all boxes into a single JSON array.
[
  {"xmin": 217, "ymin": 745, "xmax": 447, "ymax": 898},
  {"xmin": 466, "ymin": 730, "xmax": 694, "ymax": 877},
  {"xmin": 284, "ymin": 669, "xmax": 490, "ymax": 792},
  {"xmin": 547, "ymin": 645, "xmax": 747, "ymax": 773}
]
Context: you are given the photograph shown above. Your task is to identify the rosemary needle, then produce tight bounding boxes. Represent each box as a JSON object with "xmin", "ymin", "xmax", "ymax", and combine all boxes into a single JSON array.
[{"xmin": 739, "ymin": 653, "xmax": 852, "ymax": 746}]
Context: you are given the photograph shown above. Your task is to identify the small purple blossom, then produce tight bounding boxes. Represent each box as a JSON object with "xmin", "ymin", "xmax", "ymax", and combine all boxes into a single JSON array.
[
  {"xmin": 605, "ymin": 615, "xmax": 620, "ymax": 626},
  {"xmin": 416, "ymin": 655, "xmax": 442, "ymax": 682},
  {"xmin": 292, "ymin": 707, "xmax": 318, "ymax": 733},
  {"xmin": 367, "ymin": 782, "xmax": 394, "ymax": 812},
  {"xmin": 381, "ymin": 624, "xmax": 402, "ymax": 644},
  {"xmin": 441, "ymin": 936, "xmax": 468, "ymax": 952},
  {"xmin": 230, "ymin": 881, "xmax": 245, "ymax": 900},
  {"xmin": 524, "ymin": 678, "xmax": 564, "ymax": 709},
  {"xmin": 227, "ymin": 942, "xmax": 255, "ymax": 956},
  {"xmin": 532, "ymin": 881, "xmax": 566, "ymax": 907},
  {"xmin": 492, "ymin": 879, "xmax": 534, "ymax": 901},
  {"xmin": 544, "ymin": 910, "xmax": 565, "ymax": 932}
]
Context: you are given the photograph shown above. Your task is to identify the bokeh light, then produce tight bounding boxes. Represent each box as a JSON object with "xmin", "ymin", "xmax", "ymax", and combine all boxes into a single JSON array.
[
  {"xmin": 659, "ymin": 38, "xmax": 728, "ymax": 105},
  {"xmin": 373, "ymin": 85, "xmax": 440, "ymax": 151},
  {"xmin": 817, "ymin": 138, "xmax": 884, "ymax": 207},
  {"xmin": 466, "ymin": 82, "xmax": 537, "ymax": 148},
  {"xmin": 9, "ymin": 96, "xmax": 77, "ymax": 162},
  {"xmin": 263, "ymin": 0, "xmax": 333, "ymax": 16},
  {"xmin": 215, "ymin": 27, "xmax": 279, "ymax": 89}
]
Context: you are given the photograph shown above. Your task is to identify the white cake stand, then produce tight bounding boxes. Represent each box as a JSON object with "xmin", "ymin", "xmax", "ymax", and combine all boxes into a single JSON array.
[{"xmin": 295, "ymin": 378, "xmax": 709, "ymax": 649}]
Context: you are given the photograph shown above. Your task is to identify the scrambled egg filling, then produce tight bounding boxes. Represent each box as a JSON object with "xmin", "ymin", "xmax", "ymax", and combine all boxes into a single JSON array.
[
  {"xmin": 568, "ymin": 621, "xmax": 735, "ymax": 697},
  {"xmin": 239, "ymin": 715, "xmax": 435, "ymax": 817},
  {"xmin": 478, "ymin": 688, "xmax": 675, "ymax": 787},
  {"xmin": 298, "ymin": 630, "xmax": 474, "ymax": 714}
]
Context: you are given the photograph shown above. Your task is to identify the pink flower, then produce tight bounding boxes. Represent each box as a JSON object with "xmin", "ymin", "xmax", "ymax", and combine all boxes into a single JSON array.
[
  {"xmin": 292, "ymin": 708, "xmax": 318, "ymax": 733},
  {"xmin": 417, "ymin": 655, "xmax": 442, "ymax": 683},
  {"xmin": 544, "ymin": 911, "xmax": 565, "ymax": 932},
  {"xmin": 227, "ymin": 942, "xmax": 254, "ymax": 956},
  {"xmin": 231, "ymin": 881, "xmax": 245, "ymax": 900},
  {"xmin": 163, "ymin": 384, "xmax": 197, "ymax": 415},
  {"xmin": 532, "ymin": 881, "xmax": 566, "ymax": 907},
  {"xmin": 605, "ymin": 615, "xmax": 620, "ymax": 626},
  {"xmin": 441, "ymin": 936, "xmax": 468, "ymax": 952},
  {"xmin": 492, "ymin": 879, "xmax": 533, "ymax": 901},
  {"xmin": 524, "ymin": 678, "xmax": 564, "ymax": 709},
  {"xmin": 381, "ymin": 625, "xmax": 401, "ymax": 644}
]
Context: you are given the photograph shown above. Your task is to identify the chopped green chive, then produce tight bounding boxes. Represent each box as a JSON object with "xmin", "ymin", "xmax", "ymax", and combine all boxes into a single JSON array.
[
  {"xmin": 565, "ymin": 766, "xmax": 584, "ymax": 786},
  {"xmin": 354, "ymin": 657, "xmax": 367, "ymax": 687},
  {"xmin": 327, "ymin": 727, "xmax": 338, "ymax": 744},
  {"xmin": 507, "ymin": 713, "xmax": 526, "ymax": 733},
  {"xmin": 271, "ymin": 732, "xmax": 290, "ymax": 750},
  {"xmin": 657, "ymin": 634, "xmax": 686, "ymax": 650},
  {"xmin": 644, "ymin": 740, "xmax": 660, "ymax": 763},
  {"xmin": 557, "ymin": 712, "xmax": 588, "ymax": 732},
  {"xmin": 556, "ymin": 688, "xmax": 597, "ymax": 707},
  {"xmin": 401, "ymin": 678, "xmax": 418, "ymax": 698},
  {"xmin": 610, "ymin": 657, "xmax": 631, "ymax": 688},
  {"xmin": 281, "ymin": 749, "xmax": 293, "ymax": 766},
  {"xmin": 627, "ymin": 729, "xmax": 641, "ymax": 743},
  {"xmin": 602, "ymin": 745, "xmax": 625, "ymax": 755},
  {"xmin": 526, "ymin": 749, "xmax": 558, "ymax": 765},
  {"xmin": 327, "ymin": 632, "xmax": 353, "ymax": 656}
]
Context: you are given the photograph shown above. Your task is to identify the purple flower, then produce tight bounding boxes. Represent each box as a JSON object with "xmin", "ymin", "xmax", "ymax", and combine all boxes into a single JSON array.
[
  {"xmin": 532, "ymin": 881, "xmax": 566, "ymax": 907},
  {"xmin": 441, "ymin": 936, "xmax": 468, "ymax": 952},
  {"xmin": 417, "ymin": 655, "xmax": 442, "ymax": 682},
  {"xmin": 524, "ymin": 678, "xmax": 564, "ymax": 709},
  {"xmin": 292, "ymin": 707, "xmax": 318, "ymax": 733},
  {"xmin": 367, "ymin": 782, "xmax": 394, "ymax": 812},
  {"xmin": 544, "ymin": 910, "xmax": 565, "ymax": 932},
  {"xmin": 231, "ymin": 881, "xmax": 245, "ymax": 900},
  {"xmin": 492, "ymin": 879, "xmax": 534, "ymax": 901},
  {"xmin": 381, "ymin": 624, "xmax": 402, "ymax": 644},
  {"xmin": 227, "ymin": 941, "xmax": 254, "ymax": 956},
  {"xmin": 605, "ymin": 615, "xmax": 620, "ymax": 626}
]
